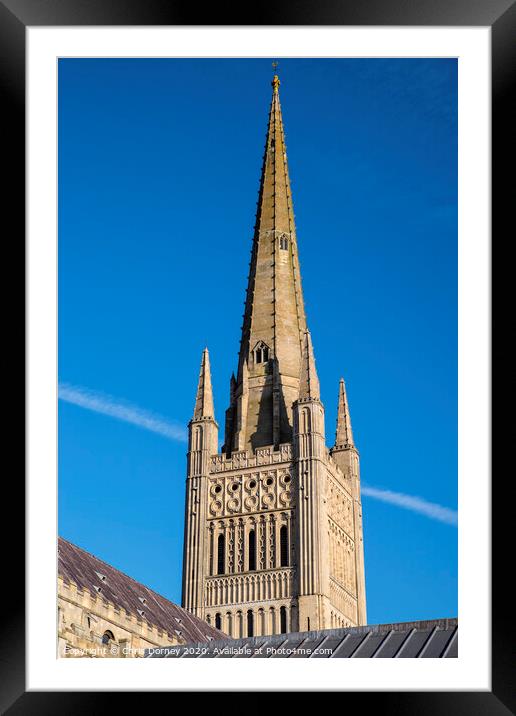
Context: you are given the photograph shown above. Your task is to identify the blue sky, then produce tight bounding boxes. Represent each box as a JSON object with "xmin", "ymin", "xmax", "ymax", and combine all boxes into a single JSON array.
[{"xmin": 58, "ymin": 58, "xmax": 457, "ymax": 625}]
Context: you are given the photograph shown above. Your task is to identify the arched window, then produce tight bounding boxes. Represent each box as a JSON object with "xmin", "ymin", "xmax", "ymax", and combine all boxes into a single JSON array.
[
  {"xmin": 215, "ymin": 613, "xmax": 222, "ymax": 630},
  {"xmin": 254, "ymin": 341, "xmax": 269, "ymax": 365},
  {"xmin": 102, "ymin": 630, "xmax": 115, "ymax": 645},
  {"xmin": 193, "ymin": 426, "xmax": 203, "ymax": 451},
  {"xmin": 217, "ymin": 534, "xmax": 225, "ymax": 575},
  {"xmin": 209, "ymin": 529, "xmax": 215, "ymax": 575},
  {"xmin": 280, "ymin": 606, "xmax": 287, "ymax": 634},
  {"xmin": 279, "ymin": 233, "xmax": 289, "ymax": 250},
  {"xmin": 248, "ymin": 529, "xmax": 256, "ymax": 571},
  {"xmin": 280, "ymin": 525, "xmax": 289, "ymax": 567},
  {"xmin": 247, "ymin": 610, "xmax": 254, "ymax": 637}
]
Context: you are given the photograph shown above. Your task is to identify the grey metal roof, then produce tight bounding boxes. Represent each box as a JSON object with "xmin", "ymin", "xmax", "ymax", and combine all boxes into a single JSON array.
[{"xmin": 145, "ymin": 617, "xmax": 457, "ymax": 658}]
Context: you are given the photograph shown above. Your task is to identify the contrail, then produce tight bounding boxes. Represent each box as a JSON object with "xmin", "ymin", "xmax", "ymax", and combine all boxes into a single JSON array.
[
  {"xmin": 361, "ymin": 485, "xmax": 457, "ymax": 526},
  {"xmin": 58, "ymin": 382, "xmax": 188, "ymax": 443},
  {"xmin": 58, "ymin": 383, "xmax": 457, "ymax": 525}
]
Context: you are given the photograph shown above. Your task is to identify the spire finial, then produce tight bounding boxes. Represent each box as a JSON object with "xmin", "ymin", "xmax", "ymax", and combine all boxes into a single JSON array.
[
  {"xmin": 334, "ymin": 377, "xmax": 355, "ymax": 448},
  {"xmin": 193, "ymin": 347, "xmax": 215, "ymax": 420},
  {"xmin": 299, "ymin": 330, "xmax": 320, "ymax": 400},
  {"xmin": 271, "ymin": 61, "xmax": 280, "ymax": 92}
]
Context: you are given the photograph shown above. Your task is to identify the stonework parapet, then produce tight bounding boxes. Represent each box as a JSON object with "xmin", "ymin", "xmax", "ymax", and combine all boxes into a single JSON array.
[
  {"xmin": 210, "ymin": 443, "xmax": 292, "ymax": 472},
  {"xmin": 59, "ymin": 576, "xmax": 175, "ymax": 643}
]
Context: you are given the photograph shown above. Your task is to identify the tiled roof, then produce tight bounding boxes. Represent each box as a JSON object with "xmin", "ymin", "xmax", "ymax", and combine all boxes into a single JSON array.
[
  {"xmin": 58, "ymin": 537, "xmax": 221, "ymax": 644},
  {"xmin": 145, "ymin": 618, "xmax": 457, "ymax": 658}
]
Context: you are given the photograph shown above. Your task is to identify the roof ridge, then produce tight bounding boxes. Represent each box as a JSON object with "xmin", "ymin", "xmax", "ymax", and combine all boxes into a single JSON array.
[
  {"xmin": 59, "ymin": 536, "xmax": 165, "ymax": 598},
  {"xmin": 58, "ymin": 537, "xmax": 221, "ymax": 642},
  {"xmin": 58, "ymin": 536, "xmax": 208, "ymax": 622}
]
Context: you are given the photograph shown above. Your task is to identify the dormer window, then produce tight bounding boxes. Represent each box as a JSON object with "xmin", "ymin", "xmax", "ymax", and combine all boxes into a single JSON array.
[
  {"xmin": 253, "ymin": 341, "xmax": 269, "ymax": 364},
  {"xmin": 279, "ymin": 233, "xmax": 289, "ymax": 250}
]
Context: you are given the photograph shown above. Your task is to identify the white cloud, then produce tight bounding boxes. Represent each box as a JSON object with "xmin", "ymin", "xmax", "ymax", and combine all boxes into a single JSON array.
[
  {"xmin": 58, "ymin": 383, "xmax": 457, "ymax": 527},
  {"xmin": 361, "ymin": 485, "xmax": 457, "ymax": 526},
  {"xmin": 59, "ymin": 382, "xmax": 188, "ymax": 443}
]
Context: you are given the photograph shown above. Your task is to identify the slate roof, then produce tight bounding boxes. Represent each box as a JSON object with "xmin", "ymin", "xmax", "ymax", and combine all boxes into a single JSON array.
[
  {"xmin": 145, "ymin": 617, "xmax": 458, "ymax": 658},
  {"xmin": 58, "ymin": 537, "xmax": 221, "ymax": 644}
]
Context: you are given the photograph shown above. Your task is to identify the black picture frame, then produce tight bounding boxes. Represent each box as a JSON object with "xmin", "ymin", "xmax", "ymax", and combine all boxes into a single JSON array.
[{"xmin": 3, "ymin": 0, "xmax": 513, "ymax": 710}]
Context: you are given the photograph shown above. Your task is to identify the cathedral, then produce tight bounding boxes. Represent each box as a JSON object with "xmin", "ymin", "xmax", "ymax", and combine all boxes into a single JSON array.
[{"xmin": 181, "ymin": 73, "xmax": 367, "ymax": 638}]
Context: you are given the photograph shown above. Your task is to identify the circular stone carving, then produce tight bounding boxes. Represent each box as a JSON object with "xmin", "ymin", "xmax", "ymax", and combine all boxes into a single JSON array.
[
  {"xmin": 209, "ymin": 500, "xmax": 223, "ymax": 516},
  {"xmin": 227, "ymin": 498, "xmax": 241, "ymax": 513},
  {"xmin": 279, "ymin": 489, "xmax": 291, "ymax": 505},
  {"xmin": 262, "ymin": 493, "xmax": 274, "ymax": 508},
  {"xmin": 210, "ymin": 483, "xmax": 223, "ymax": 497},
  {"xmin": 244, "ymin": 495, "xmax": 259, "ymax": 511},
  {"xmin": 246, "ymin": 477, "xmax": 257, "ymax": 491}
]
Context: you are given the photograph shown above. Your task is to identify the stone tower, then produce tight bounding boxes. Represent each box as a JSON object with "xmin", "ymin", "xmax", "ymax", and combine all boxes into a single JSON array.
[{"xmin": 181, "ymin": 73, "xmax": 367, "ymax": 637}]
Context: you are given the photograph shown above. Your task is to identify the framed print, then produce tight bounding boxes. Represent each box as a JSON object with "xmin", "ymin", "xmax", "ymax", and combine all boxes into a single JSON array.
[{"xmin": 3, "ymin": 0, "xmax": 513, "ymax": 710}]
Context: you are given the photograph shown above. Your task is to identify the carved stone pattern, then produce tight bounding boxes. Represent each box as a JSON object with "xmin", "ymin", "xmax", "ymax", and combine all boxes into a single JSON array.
[
  {"xmin": 259, "ymin": 516, "xmax": 266, "ymax": 570},
  {"xmin": 210, "ymin": 445, "xmax": 292, "ymax": 473},
  {"xmin": 329, "ymin": 609, "xmax": 353, "ymax": 629},
  {"xmin": 208, "ymin": 523, "xmax": 215, "ymax": 576},
  {"xmin": 208, "ymin": 468, "xmax": 292, "ymax": 518},
  {"xmin": 237, "ymin": 519, "xmax": 244, "ymax": 572},
  {"xmin": 269, "ymin": 515, "xmax": 276, "ymax": 568},
  {"xmin": 209, "ymin": 480, "xmax": 224, "ymax": 517},
  {"xmin": 278, "ymin": 468, "xmax": 293, "ymax": 507},
  {"xmin": 205, "ymin": 569, "xmax": 294, "ymax": 607},
  {"xmin": 228, "ymin": 520, "xmax": 235, "ymax": 572},
  {"xmin": 328, "ymin": 520, "xmax": 355, "ymax": 594},
  {"xmin": 330, "ymin": 578, "xmax": 358, "ymax": 623},
  {"xmin": 327, "ymin": 478, "xmax": 353, "ymax": 535},
  {"xmin": 204, "ymin": 600, "xmax": 296, "ymax": 639}
]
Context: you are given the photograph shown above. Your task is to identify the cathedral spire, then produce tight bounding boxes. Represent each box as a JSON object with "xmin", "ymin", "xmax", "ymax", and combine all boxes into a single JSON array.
[
  {"xmin": 298, "ymin": 331, "xmax": 320, "ymax": 401},
  {"xmin": 334, "ymin": 378, "xmax": 355, "ymax": 448},
  {"xmin": 192, "ymin": 347, "xmax": 214, "ymax": 420},
  {"xmin": 183, "ymin": 72, "xmax": 367, "ymax": 632},
  {"xmin": 229, "ymin": 73, "xmax": 308, "ymax": 452}
]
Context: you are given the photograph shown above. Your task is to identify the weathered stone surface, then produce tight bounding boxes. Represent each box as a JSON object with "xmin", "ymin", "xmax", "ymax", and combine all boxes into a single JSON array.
[{"xmin": 182, "ymin": 75, "xmax": 367, "ymax": 638}]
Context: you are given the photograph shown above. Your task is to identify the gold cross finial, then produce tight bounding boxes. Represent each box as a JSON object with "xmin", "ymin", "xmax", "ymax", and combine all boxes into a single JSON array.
[{"xmin": 271, "ymin": 61, "xmax": 280, "ymax": 92}]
